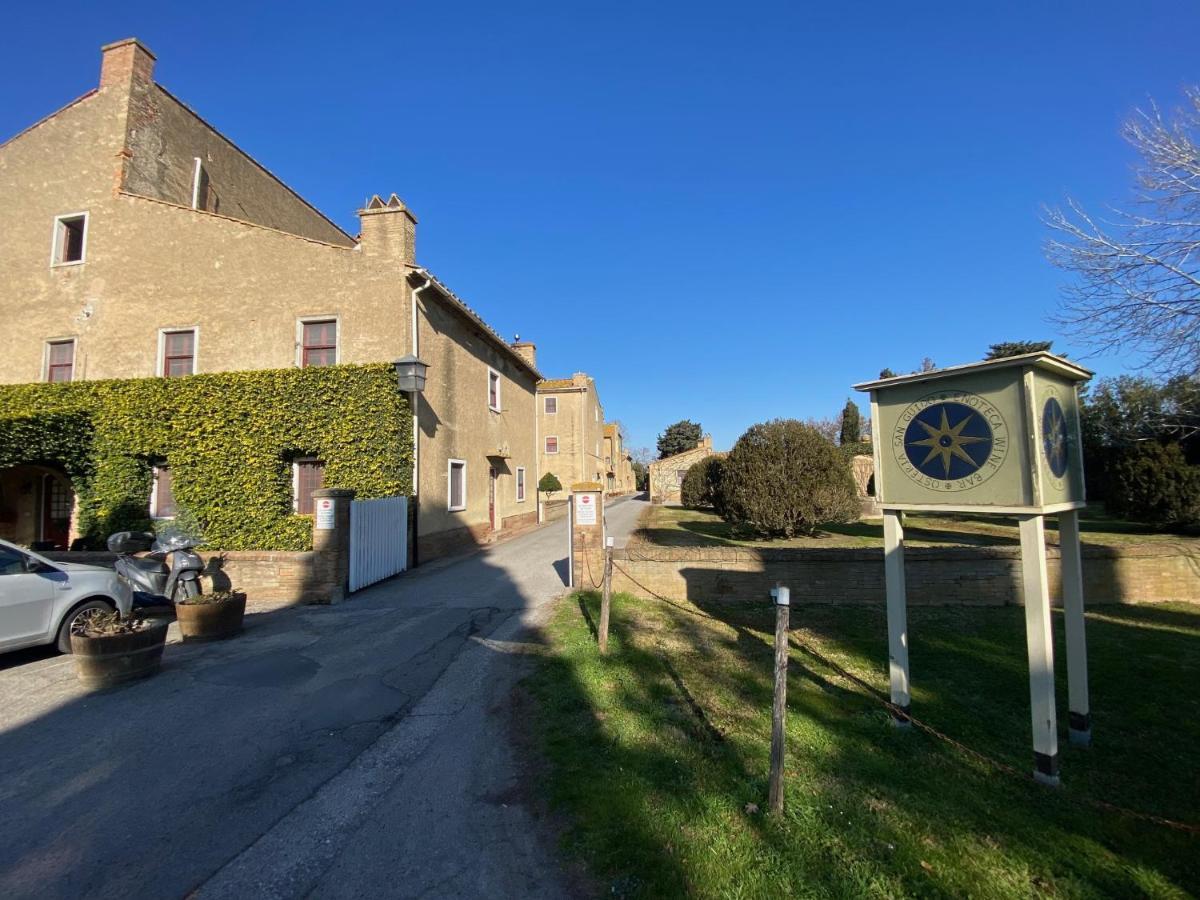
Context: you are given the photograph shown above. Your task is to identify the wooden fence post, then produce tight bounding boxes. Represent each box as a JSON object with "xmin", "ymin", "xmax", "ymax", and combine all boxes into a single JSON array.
[
  {"xmin": 599, "ymin": 536, "xmax": 614, "ymax": 654},
  {"xmin": 769, "ymin": 584, "xmax": 790, "ymax": 815}
]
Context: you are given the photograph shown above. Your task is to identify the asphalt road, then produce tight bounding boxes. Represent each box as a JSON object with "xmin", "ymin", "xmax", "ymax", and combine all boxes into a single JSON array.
[{"xmin": 0, "ymin": 495, "xmax": 647, "ymax": 899}]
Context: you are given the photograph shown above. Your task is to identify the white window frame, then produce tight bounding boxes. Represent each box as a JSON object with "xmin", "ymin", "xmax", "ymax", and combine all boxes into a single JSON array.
[
  {"xmin": 50, "ymin": 211, "xmax": 89, "ymax": 267},
  {"xmin": 43, "ymin": 337, "xmax": 77, "ymax": 382},
  {"xmin": 296, "ymin": 315, "xmax": 340, "ymax": 367},
  {"xmin": 292, "ymin": 457, "xmax": 324, "ymax": 513},
  {"xmin": 156, "ymin": 326, "xmax": 199, "ymax": 378},
  {"xmin": 447, "ymin": 458, "xmax": 467, "ymax": 511},
  {"xmin": 516, "ymin": 466, "xmax": 526, "ymax": 502},
  {"xmin": 149, "ymin": 464, "xmax": 175, "ymax": 520},
  {"xmin": 544, "ymin": 396, "xmax": 557, "ymax": 414},
  {"xmin": 487, "ymin": 368, "xmax": 502, "ymax": 413},
  {"xmin": 545, "ymin": 436, "xmax": 559, "ymax": 455}
]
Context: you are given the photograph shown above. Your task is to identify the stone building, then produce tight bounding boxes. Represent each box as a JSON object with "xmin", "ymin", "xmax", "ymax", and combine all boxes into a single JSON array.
[
  {"xmin": 535, "ymin": 373, "xmax": 606, "ymax": 498},
  {"xmin": 603, "ymin": 424, "xmax": 636, "ymax": 495},
  {"xmin": 649, "ymin": 436, "xmax": 714, "ymax": 504},
  {"xmin": 0, "ymin": 38, "xmax": 539, "ymax": 559}
]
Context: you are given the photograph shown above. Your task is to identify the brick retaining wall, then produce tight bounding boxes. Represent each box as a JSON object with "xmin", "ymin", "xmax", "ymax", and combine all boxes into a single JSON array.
[
  {"xmin": 44, "ymin": 550, "xmax": 335, "ymax": 607},
  {"xmin": 611, "ymin": 543, "xmax": 1200, "ymax": 606}
]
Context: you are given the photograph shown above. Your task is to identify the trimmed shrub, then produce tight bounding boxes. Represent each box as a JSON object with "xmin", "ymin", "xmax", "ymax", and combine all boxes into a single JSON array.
[
  {"xmin": 720, "ymin": 419, "xmax": 859, "ymax": 537},
  {"xmin": 0, "ymin": 365, "xmax": 412, "ymax": 550},
  {"xmin": 1106, "ymin": 442, "xmax": 1200, "ymax": 528},
  {"xmin": 538, "ymin": 471, "xmax": 563, "ymax": 497},
  {"xmin": 838, "ymin": 440, "xmax": 873, "ymax": 462},
  {"xmin": 680, "ymin": 456, "xmax": 726, "ymax": 511}
]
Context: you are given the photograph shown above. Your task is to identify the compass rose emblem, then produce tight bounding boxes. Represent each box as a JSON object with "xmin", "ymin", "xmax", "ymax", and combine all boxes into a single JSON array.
[
  {"xmin": 1041, "ymin": 397, "xmax": 1069, "ymax": 479},
  {"xmin": 903, "ymin": 402, "xmax": 994, "ymax": 481}
]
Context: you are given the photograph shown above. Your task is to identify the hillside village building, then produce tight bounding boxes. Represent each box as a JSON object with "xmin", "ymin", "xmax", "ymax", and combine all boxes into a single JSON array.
[
  {"xmin": 535, "ymin": 373, "xmax": 606, "ymax": 498},
  {"xmin": 0, "ymin": 38, "xmax": 542, "ymax": 559},
  {"xmin": 648, "ymin": 436, "xmax": 715, "ymax": 504}
]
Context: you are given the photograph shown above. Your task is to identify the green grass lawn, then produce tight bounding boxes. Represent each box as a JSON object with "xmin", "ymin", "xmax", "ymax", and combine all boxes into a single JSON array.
[
  {"xmin": 635, "ymin": 503, "xmax": 1200, "ymax": 550},
  {"xmin": 525, "ymin": 594, "xmax": 1200, "ymax": 898}
]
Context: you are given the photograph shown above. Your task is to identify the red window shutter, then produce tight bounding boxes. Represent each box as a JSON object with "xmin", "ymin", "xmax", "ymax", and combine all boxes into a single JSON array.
[
  {"xmin": 47, "ymin": 340, "xmax": 74, "ymax": 382},
  {"xmin": 296, "ymin": 460, "xmax": 325, "ymax": 515},
  {"xmin": 156, "ymin": 467, "xmax": 177, "ymax": 518},
  {"xmin": 163, "ymin": 331, "xmax": 195, "ymax": 377},
  {"xmin": 302, "ymin": 321, "xmax": 337, "ymax": 368}
]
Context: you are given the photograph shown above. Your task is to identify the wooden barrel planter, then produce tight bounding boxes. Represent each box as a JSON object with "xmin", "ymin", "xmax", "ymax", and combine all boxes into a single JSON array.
[
  {"xmin": 71, "ymin": 620, "xmax": 169, "ymax": 689},
  {"xmin": 176, "ymin": 592, "xmax": 246, "ymax": 642}
]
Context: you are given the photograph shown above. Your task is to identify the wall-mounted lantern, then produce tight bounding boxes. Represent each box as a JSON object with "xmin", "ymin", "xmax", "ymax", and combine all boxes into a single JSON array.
[{"xmin": 393, "ymin": 355, "xmax": 429, "ymax": 393}]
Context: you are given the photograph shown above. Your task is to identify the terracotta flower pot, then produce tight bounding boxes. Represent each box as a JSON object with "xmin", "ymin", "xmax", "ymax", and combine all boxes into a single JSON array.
[
  {"xmin": 176, "ymin": 592, "xmax": 246, "ymax": 642},
  {"xmin": 71, "ymin": 620, "xmax": 169, "ymax": 689}
]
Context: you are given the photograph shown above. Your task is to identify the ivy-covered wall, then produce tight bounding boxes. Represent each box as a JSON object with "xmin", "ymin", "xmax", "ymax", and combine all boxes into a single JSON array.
[{"xmin": 0, "ymin": 364, "xmax": 412, "ymax": 550}]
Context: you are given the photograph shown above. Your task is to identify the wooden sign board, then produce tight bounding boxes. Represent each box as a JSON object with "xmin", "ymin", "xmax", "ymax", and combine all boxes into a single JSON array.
[{"xmin": 854, "ymin": 353, "xmax": 1090, "ymax": 514}]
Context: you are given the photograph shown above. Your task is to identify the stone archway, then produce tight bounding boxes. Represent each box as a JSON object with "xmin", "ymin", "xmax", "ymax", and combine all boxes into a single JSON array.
[{"xmin": 0, "ymin": 464, "xmax": 76, "ymax": 550}]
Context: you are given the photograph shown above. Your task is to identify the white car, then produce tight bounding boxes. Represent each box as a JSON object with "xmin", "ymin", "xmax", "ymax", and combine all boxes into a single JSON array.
[{"xmin": 0, "ymin": 538, "xmax": 133, "ymax": 655}]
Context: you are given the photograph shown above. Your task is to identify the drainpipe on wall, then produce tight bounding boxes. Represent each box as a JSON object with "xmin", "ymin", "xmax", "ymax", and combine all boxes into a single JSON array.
[{"xmin": 409, "ymin": 270, "xmax": 433, "ymax": 565}]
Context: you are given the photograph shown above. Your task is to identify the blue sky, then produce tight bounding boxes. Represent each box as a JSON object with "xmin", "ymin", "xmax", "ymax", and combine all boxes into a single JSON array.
[{"xmin": 3, "ymin": 2, "xmax": 1197, "ymax": 452}]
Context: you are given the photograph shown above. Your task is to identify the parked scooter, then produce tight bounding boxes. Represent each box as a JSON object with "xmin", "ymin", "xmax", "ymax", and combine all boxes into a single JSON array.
[{"xmin": 107, "ymin": 529, "xmax": 204, "ymax": 607}]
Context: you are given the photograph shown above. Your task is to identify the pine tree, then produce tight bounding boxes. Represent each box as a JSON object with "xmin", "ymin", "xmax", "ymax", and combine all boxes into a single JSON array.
[{"xmin": 839, "ymin": 400, "xmax": 862, "ymax": 445}]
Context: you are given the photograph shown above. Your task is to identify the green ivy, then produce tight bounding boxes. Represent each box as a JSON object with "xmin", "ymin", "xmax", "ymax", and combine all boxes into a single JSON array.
[{"xmin": 0, "ymin": 365, "xmax": 412, "ymax": 550}]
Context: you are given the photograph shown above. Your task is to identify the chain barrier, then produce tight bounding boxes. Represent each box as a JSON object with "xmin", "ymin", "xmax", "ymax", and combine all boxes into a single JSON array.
[
  {"xmin": 576, "ymin": 533, "xmax": 604, "ymax": 590},
  {"xmin": 604, "ymin": 559, "xmax": 1200, "ymax": 837}
]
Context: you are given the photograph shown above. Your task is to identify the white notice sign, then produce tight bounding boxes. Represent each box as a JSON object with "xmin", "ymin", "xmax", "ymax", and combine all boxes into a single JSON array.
[
  {"xmin": 315, "ymin": 498, "xmax": 336, "ymax": 530},
  {"xmin": 575, "ymin": 493, "xmax": 597, "ymax": 526}
]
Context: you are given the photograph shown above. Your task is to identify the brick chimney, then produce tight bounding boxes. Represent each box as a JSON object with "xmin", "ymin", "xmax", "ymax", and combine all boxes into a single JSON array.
[
  {"xmin": 357, "ymin": 194, "xmax": 417, "ymax": 265},
  {"xmin": 511, "ymin": 341, "xmax": 537, "ymax": 369},
  {"xmin": 100, "ymin": 38, "xmax": 155, "ymax": 91}
]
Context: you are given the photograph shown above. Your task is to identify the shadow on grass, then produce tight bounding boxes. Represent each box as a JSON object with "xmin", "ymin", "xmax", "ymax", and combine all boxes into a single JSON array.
[{"xmin": 526, "ymin": 588, "xmax": 1200, "ymax": 897}]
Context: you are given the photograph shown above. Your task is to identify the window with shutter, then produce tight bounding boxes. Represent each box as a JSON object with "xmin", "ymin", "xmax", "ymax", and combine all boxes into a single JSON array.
[
  {"xmin": 302, "ymin": 320, "xmax": 337, "ymax": 367},
  {"xmin": 52, "ymin": 213, "xmax": 87, "ymax": 266},
  {"xmin": 293, "ymin": 459, "xmax": 325, "ymax": 515},
  {"xmin": 448, "ymin": 460, "xmax": 467, "ymax": 511},
  {"xmin": 162, "ymin": 330, "xmax": 196, "ymax": 377},
  {"xmin": 488, "ymin": 369, "xmax": 501, "ymax": 412},
  {"xmin": 46, "ymin": 340, "xmax": 74, "ymax": 382},
  {"xmin": 151, "ymin": 465, "xmax": 177, "ymax": 519}
]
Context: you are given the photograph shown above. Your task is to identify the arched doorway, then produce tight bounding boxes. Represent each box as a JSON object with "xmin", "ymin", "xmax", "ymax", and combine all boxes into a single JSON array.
[{"xmin": 0, "ymin": 465, "xmax": 76, "ymax": 550}]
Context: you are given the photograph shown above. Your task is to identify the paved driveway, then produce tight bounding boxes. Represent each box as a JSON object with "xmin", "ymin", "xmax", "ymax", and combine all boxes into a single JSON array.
[{"xmin": 0, "ymin": 495, "xmax": 647, "ymax": 899}]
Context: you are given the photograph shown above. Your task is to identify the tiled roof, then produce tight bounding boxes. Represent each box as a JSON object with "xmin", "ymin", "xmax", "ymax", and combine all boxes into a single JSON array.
[
  {"xmin": 413, "ymin": 268, "xmax": 542, "ymax": 380},
  {"xmin": 538, "ymin": 376, "xmax": 591, "ymax": 391}
]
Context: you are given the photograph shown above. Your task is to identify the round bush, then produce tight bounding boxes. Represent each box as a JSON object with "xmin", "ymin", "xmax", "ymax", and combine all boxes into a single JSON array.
[
  {"xmin": 1106, "ymin": 442, "xmax": 1200, "ymax": 528},
  {"xmin": 680, "ymin": 456, "xmax": 725, "ymax": 511},
  {"xmin": 720, "ymin": 419, "xmax": 859, "ymax": 537}
]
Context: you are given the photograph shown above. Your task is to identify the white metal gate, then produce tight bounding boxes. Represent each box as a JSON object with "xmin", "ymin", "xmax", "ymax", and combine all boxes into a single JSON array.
[{"xmin": 349, "ymin": 496, "xmax": 408, "ymax": 592}]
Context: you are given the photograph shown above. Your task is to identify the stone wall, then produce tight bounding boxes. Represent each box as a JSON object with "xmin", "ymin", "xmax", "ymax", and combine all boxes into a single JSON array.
[
  {"xmin": 648, "ymin": 436, "xmax": 713, "ymax": 504},
  {"xmin": 44, "ymin": 549, "xmax": 339, "ymax": 607},
  {"xmin": 611, "ymin": 542, "xmax": 1200, "ymax": 606}
]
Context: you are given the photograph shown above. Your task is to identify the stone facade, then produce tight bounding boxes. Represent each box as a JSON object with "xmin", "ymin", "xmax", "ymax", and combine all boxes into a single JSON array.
[
  {"xmin": 603, "ymin": 424, "xmax": 636, "ymax": 495},
  {"xmin": 612, "ymin": 542, "xmax": 1200, "ymax": 607},
  {"xmin": 536, "ymin": 374, "xmax": 605, "ymax": 499},
  {"xmin": 648, "ymin": 436, "xmax": 714, "ymax": 504},
  {"xmin": 851, "ymin": 454, "xmax": 880, "ymax": 518},
  {"xmin": 0, "ymin": 38, "xmax": 538, "ymax": 560}
]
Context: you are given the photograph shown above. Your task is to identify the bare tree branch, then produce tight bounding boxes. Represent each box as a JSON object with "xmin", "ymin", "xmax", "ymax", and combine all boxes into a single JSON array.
[{"xmin": 1044, "ymin": 89, "xmax": 1200, "ymax": 377}]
